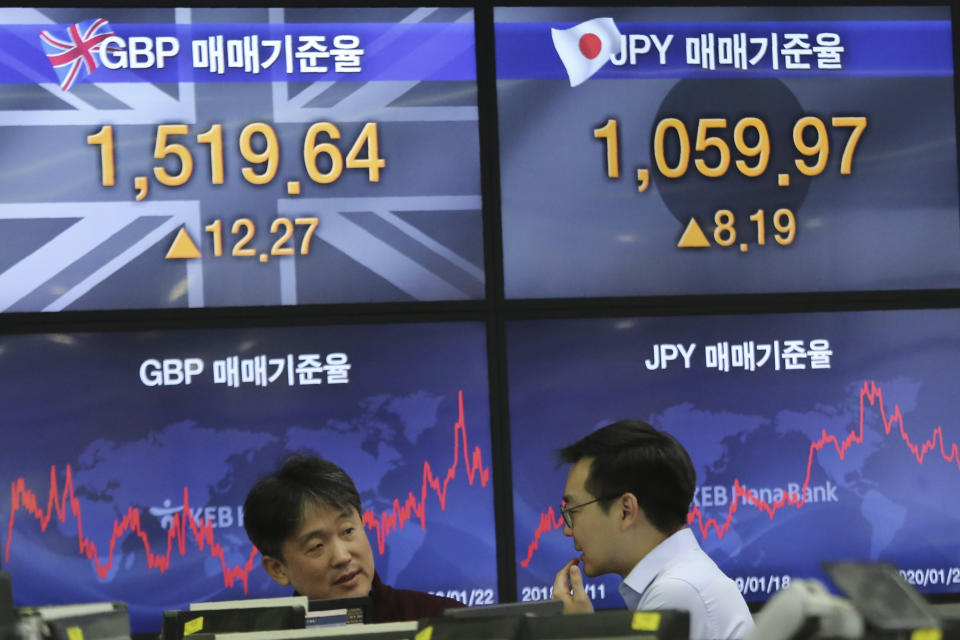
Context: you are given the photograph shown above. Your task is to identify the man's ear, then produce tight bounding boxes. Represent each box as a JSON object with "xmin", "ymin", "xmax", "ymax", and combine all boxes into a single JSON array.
[
  {"xmin": 262, "ymin": 555, "xmax": 290, "ymax": 586},
  {"xmin": 618, "ymin": 493, "xmax": 641, "ymax": 531}
]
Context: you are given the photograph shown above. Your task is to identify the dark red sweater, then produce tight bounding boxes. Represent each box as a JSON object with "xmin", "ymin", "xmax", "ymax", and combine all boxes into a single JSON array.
[
  {"xmin": 369, "ymin": 573, "xmax": 465, "ymax": 623},
  {"xmin": 295, "ymin": 573, "xmax": 465, "ymax": 624}
]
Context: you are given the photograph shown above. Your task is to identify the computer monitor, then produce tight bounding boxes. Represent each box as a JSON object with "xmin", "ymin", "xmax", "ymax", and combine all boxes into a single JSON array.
[
  {"xmin": 509, "ymin": 308, "xmax": 960, "ymax": 606},
  {"xmin": 444, "ymin": 599, "xmax": 562, "ymax": 619},
  {"xmin": 306, "ymin": 597, "xmax": 370, "ymax": 627},
  {"xmin": 161, "ymin": 605, "xmax": 305, "ymax": 640},
  {"xmin": 821, "ymin": 562, "xmax": 941, "ymax": 632},
  {"xmin": 24, "ymin": 603, "xmax": 131, "ymax": 640},
  {"xmin": 1, "ymin": 320, "xmax": 496, "ymax": 633},
  {"xmin": 524, "ymin": 609, "xmax": 690, "ymax": 640},
  {"xmin": 0, "ymin": 572, "xmax": 14, "ymax": 640},
  {"xmin": 494, "ymin": 5, "xmax": 960, "ymax": 299},
  {"xmin": 189, "ymin": 622, "xmax": 418, "ymax": 640},
  {"xmin": 0, "ymin": 5, "xmax": 485, "ymax": 311},
  {"xmin": 422, "ymin": 615, "xmax": 525, "ymax": 640}
]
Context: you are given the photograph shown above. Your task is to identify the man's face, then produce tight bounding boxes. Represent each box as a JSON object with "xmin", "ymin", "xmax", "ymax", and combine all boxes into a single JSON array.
[
  {"xmin": 263, "ymin": 501, "xmax": 375, "ymax": 600},
  {"xmin": 561, "ymin": 457, "xmax": 622, "ymax": 578}
]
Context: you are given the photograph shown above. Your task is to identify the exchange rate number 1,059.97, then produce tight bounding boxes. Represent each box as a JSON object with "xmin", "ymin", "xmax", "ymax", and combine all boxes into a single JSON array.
[{"xmin": 594, "ymin": 115, "xmax": 866, "ymax": 182}]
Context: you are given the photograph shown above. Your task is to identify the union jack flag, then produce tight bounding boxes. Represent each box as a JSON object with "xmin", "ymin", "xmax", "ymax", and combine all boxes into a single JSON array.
[{"xmin": 39, "ymin": 18, "xmax": 116, "ymax": 91}]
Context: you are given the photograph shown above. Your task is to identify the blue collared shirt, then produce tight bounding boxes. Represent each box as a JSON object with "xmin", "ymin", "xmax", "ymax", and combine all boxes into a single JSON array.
[{"xmin": 618, "ymin": 528, "xmax": 755, "ymax": 640}]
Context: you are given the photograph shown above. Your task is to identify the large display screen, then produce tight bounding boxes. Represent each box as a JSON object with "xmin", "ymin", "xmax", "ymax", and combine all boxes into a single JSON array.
[
  {"xmin": 495, "ymin": 6, "xmax": 960, "ymax": 298},
  {"xmin": 0, "ymin": 7, "xmax": 484, "ymax": 311},
  {"xmin": 508, "ymin": 310, "xmax": 960, "ymax": 606},
  {"xmin": 0, "ymin": 322, "xmax": 497, "ymax": 631}
]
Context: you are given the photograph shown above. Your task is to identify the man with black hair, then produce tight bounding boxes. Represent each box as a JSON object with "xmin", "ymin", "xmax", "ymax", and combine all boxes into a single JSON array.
[
  {"xmin": 552, "ymin": 420, "xmax": 754, "ymax": 640},
  {"xmin": 243, "ymin": 455, "xmax": 463, "ymax": 623}
]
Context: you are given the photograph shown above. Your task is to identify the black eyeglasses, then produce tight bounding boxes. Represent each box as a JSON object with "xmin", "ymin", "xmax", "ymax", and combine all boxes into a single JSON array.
[{"xmin": 559, "ymin": 496, "xmax": 616, "ymax": 528}]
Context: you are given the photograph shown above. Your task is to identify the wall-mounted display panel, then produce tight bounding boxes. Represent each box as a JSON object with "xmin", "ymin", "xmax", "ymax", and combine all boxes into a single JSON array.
[
  {"xmin": 0, "ymin": 321, "xmax": 496, "ymax": 631},
  {"xmin": 508, "ymin": 309, "xmax": 960, "ymax": 606},
  {"xmin": 0, "ymin": 7, "xmax": 484, "ymax": 311},
  {"xmin": 495, "ymin": 7, "xmax": 960, "ymax": 298}
]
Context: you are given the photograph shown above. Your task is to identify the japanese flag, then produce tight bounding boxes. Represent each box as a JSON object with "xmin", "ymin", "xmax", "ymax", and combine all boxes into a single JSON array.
[{"xmin": 551, "ymin": 17, "xmax": 622, "ymax": 87}]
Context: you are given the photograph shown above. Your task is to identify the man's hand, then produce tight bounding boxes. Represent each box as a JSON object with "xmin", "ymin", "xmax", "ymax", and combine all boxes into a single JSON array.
[{"xmin": 552, "ymin": 557, "xmax": 595, "ymax": 614}]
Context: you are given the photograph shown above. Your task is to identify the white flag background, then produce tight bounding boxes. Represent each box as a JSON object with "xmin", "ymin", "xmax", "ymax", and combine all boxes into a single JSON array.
[{"xmin": 551, "ymin": 17, "xmax": 623, "ymax": 87}]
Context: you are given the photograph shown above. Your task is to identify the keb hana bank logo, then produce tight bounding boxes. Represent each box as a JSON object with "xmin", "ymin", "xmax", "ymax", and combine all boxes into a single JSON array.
[{"xmin": 551, "ymin": 17, "xmax": 622, "ymax": 87}]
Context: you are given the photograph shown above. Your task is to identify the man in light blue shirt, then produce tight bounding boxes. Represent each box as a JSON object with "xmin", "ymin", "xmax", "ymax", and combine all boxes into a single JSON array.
[{"xmin": 552, "ymin": 420, "xmax": 754, "ymax": 640}]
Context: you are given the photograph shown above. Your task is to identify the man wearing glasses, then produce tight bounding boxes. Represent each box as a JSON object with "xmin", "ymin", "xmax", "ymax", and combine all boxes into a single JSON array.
[{"xmin": 552, "ymin": 420, "xmax": 754, "ymax": 640}]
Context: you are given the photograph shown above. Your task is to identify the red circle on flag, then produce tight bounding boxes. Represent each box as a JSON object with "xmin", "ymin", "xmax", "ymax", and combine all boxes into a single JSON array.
[{"xmin": 579, "ymin": 33, "xmax": 602, "ymax": 59}]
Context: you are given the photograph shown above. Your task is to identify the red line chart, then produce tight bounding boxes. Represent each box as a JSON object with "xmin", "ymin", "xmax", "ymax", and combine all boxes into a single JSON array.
[
  {"xmin": 519, "ymin": 380, "xmax": 960, "ymax": 569},
  {"xmin": 362, "ymin": 390, "xmax": 491, "ymax": 554},
  {"xmin": 5, "ymin": 389, "xmax": 489, "ymax": 591},
  {"xmin": 5, "ymin": 469, "xmax": 259, "ymax": 591}
]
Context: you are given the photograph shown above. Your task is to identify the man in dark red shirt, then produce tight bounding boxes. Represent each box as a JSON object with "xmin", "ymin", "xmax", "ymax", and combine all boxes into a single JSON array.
[{"xmin": 243, "ymin": 455, "xmax": 463, "ymax": 623}]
